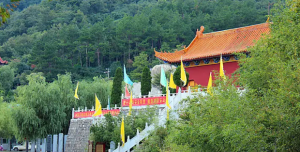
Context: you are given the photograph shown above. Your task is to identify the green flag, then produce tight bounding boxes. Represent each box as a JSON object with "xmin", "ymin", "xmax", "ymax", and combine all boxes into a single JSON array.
[{"xmin": 160, "ymin": 67, "xmax": 167, "ymax": 87}]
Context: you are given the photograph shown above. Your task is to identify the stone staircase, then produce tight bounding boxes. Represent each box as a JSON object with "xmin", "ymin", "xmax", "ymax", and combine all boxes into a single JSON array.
[
  {"xmin": 65, "ymin": 119, "xmax": 93, "ymax": 152},
  {"xmin": 112, "ymin": 88, "xmax": 206, "ymax": 152}
]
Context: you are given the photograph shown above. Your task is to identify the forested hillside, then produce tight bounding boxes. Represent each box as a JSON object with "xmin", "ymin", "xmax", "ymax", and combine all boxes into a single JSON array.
[{"xmin": 0, "ymin": 0, "xmax": 273, "ymax": 82}]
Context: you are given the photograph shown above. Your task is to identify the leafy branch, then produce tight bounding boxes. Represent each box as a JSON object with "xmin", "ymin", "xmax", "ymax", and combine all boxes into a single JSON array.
[{"xmin": 0, "ymin": 0, "xmax": 20, "ymax": 26}]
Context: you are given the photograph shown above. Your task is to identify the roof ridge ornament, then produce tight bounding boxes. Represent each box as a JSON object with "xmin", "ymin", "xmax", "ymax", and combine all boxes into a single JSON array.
[
  {"xmin": 266, "ymin": 16, "xmax": 270, "ymax": 22},
  {"xmin": 183, "ymin": 45, "xmax": 187, "ymax": 53},
  {"xmin": 196, "ymin": 26, "xmax": 205, "ymax": 39}
]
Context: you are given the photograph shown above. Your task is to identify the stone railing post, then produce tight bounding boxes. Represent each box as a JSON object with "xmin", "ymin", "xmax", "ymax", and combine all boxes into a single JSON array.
[
  {"xmin": 53, "ymin": 134, "xmax": 58, "ymax": 152},
  {"xmin": 126, "ymin": 136, "xmax": 130, "ymax": 151},
  {"xmin": 58, "ymin": 133, "xmax": 63, "ymax": 152},
  {"xmin": 64, "ymin": 135, "xmax": 67, "ymax": 151},
  {"xmin": 42, "ymin": 138, "xmax": 46, "ymax": 152},
  {"xmin": 36, "ymin": 139, "xmax": 41, "ymax": 152},
  {"xmin": 72, "ymin": 108, "xmax": 74, "ymax": 119},
  {"xmin": 30, "ymin": 140, "xmax": 35, "ymax": 152}
]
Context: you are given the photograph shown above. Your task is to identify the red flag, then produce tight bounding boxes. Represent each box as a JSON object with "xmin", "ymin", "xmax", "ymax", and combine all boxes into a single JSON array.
[{"xmin": 125, "ymin": 85, "xmax": 130, "ymax": 98}]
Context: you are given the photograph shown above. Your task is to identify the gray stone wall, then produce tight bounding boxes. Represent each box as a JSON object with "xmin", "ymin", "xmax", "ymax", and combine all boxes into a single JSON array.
[{"xmin": 65, "ymin": 119, "xmax": 93, "ymax": 152}]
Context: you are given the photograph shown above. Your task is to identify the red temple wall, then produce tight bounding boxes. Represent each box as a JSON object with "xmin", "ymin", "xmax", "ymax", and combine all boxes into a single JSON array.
[{"xmin": 185, "ymin": 61, "xmax": 240, "ymax": 86}]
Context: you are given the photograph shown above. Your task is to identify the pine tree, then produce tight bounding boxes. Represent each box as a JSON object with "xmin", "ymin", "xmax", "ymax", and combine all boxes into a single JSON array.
[
  {"xmin": 141, "ymin": 67, "xmax": 152, "ymax": 95},
  {"xmin": 111, "ymin": 67, "xmax": 123, "ymax": 106},
  {"xmin": 173, "ymin": 66, "xmax": 189, "ymax": 87}
]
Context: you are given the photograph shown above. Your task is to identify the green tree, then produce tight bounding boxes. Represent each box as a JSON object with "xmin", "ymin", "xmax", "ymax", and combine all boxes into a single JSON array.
[
  {"xmin": 76, "ymin": 77, "xmax": 112, "ymax": 109},
  {"xmin": 237, "ymin": 0, "xmax": 300, "ymax": 150},
  {"xmin": 0, "ymin": 100, "xmax": 15, "ymax": 138},
  {"xmin": 0, "ymin": 65, "xmax": 15, "ymax": 101},
  {"xmin": 141, "ymin": 67, "xmax": 151, "ymax": 95},
  {"xmin": 173, "ymin": 66, "xmax": 189, "ymax": 87},
  {"xmin": 30, "ymin": 27, "xmax": 60, "ymax": 81},
  {"xmin": 111, "ymin": 67, "xmax": 122, "ymax": 106},
  {"xmin": 165, "ymin": 80, "xmax": 251, "ymax": 151},
  {"xmin": 53, "ymin": 74, "xmax": 77, "ymax": 134},
  {"xmin": 131, "ymin": 52, "xmax": 150, "ymax": 81},
  {"xmin": 0, "ymin": 65, "xmax": 14, "ymax": 92},
  {"xmin": 12, "ymin": 73, "xmax": 66, "ymax": 140},
  {"xmin": 109, "ymin": 61, "xmax": 121, "ymax": 77}
]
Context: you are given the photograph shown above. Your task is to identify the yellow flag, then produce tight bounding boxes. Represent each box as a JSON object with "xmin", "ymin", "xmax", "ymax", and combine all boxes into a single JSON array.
[
  {"xmin": 128, "ymin": 92, "xmax": 133, "ymax": 116},
  {"xmin": 167, "ymin": 108, "xmax": 169, "ymax": 120},
  {"xmin": 207, "ymin": 72, "xmax": 213, "ymax": 96},
  {"xmin": 180, "ymin": 57, "xmax": 187, "ymax": 86},
  {"xmin": 93, "ymin": 94, "xmax": 102, "ymax": 116},
  {"xmin": 169, "ymin": 73, "xmax": 176, "ymax": 89},
  {"xmin": 74, "ymin": 82, "xmax": 79, "ymax": 99},
  {"xmin": 220, "ymin": 54, "xmax": 225, "ymax": 80},
  {"xmin": 95, "ymin": 94, "xmax": 100, "ymax": 110},
  {"xmin": 121, "ymin": 116, "xmax": 125, "ymax": 147},
  {"xmin": 166, "ymin": 82, "xmax": 171, "ymax": 109}
]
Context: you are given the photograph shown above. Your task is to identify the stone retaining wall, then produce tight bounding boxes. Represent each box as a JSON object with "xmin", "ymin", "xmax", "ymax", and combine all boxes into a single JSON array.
[{"xmin": 65, "ymin": 119, "xmax": 93, "ymax": 152}]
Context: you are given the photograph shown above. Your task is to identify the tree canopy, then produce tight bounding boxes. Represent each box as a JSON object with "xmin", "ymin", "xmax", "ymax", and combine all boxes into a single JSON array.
[
  {"xmin": 173, "ymin": 66, "xmax": 189, "ymax": 87},
  {"xmin": 111, "ymin": 67, "xmax": 122, "ymax": 106},
  {"xmin": 141, "ymin": 66, "xmax": 151, "ymax": 95}
]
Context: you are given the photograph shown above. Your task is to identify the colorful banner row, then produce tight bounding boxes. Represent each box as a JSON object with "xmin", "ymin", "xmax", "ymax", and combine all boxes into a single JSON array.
[
  {"xmin": 122, "ymin": 96, "xmax": 166, "ymax": 107},
  {"xmin": 74, "ymin": 109, "xmax": 120, "ymax": 119}
]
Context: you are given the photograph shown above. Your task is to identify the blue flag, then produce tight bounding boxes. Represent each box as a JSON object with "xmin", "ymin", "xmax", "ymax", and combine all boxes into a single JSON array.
[
  {"xmin": 160, "ymin": 67, "xmax": 167, "ymax": 87},
  {"xmin": 124, "ymin": 65, "xmax": 133, "ymax": 86}
]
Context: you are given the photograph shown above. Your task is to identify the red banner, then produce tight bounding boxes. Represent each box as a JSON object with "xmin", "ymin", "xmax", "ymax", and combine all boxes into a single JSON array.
[
  {"xmin": 74, "ymin": 109, "xmax": 120, "ymax": 119},
  {"xmin": 122, "ymin": 96, "xmax": 166, "ymax": 107}
]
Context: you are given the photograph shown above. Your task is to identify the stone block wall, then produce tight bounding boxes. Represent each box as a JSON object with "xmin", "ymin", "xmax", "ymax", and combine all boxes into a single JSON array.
[{"xmin": 65, "ymin": 119, "xmax": 93, "ymax": 152}]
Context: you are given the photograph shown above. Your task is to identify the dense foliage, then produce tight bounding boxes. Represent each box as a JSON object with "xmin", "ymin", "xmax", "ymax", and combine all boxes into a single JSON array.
[
  {"xmin": 134, "ymin": 125, "xmax": 168, "ymax": 152},
  {"xmin": 12, "ymin": 73, "xmax": 67, "ymax": 140},
  {"xmin": 11, "ymin": 73, "xmax": 111, "ymax": 140},
  {"xmin": 237, "ymin": 0, "xmax": 300, "ymax": 150},
  {"xmin": 90, "ymin": 108, "xmax": 156, "ymax": 150},
  {"xmin": 137, "ymin": 0, "xmax": 300, "ymax": 151},
  {"xmin": 141, "ymin": 67, "xmax": 151, "ymax": 95},
  {"xmin": 111, "ymin": 67, "xmax": 122, "ymax": 106},
  {"xmin": 130, "ymin": 52, "xmax": 150, "ymax": 81},
  {"xmin": 0, "ymin": 0, "xmax": 273, "ymax": 81},
  {"xmin": 0, "ymin": 65, "xmax": 14, "ymax": 101},
  {"xmin": 0, "ymin": 99, "xmax": 15, "ymax": 138}
]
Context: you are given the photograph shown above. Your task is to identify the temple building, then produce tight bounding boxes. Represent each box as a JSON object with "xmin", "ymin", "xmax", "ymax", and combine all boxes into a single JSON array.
[{"xmin": 155, "ymin": 23, "xmax": 270, "ymax": 87}]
